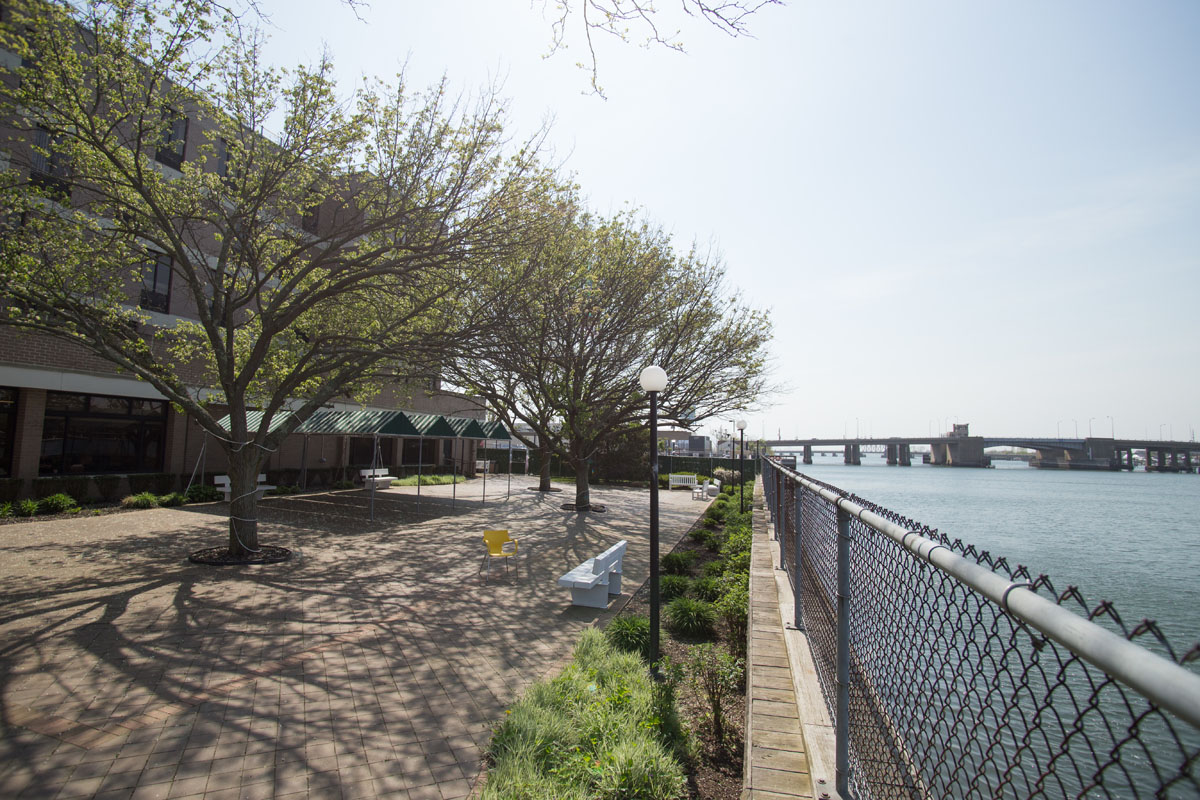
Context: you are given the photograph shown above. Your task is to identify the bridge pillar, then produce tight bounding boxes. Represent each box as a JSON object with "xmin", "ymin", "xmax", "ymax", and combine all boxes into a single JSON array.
[
  {"xmin": 843, "ymin": 444, "xmax": 860, "ymax": 465},
  {"xmin": 899, "ymin": 444, "xmax": 911, "ymax": 466},
  {"xmin": 885, "ymin": 444, "xmax": 897, "ymax": 465},
  {"xmin": 803, "ymin": 445, "xmax": 813, "ymax": 465}
]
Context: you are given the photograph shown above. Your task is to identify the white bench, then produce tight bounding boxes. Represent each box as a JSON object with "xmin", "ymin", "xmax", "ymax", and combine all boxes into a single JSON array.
[
  {"xmin": 214, "ymin": 474, "xmax": 275, "ymax": 502},
  {"xmin": 668, "ymin": 473, "xmax": 697, "ymax": 490},
  {"xmin": 557, "ymin": 540, "xmax": 627, "ymax": 608},
  {"xmin": 360, "ymin": 468, "xmax": 393, "ymax": 490}
]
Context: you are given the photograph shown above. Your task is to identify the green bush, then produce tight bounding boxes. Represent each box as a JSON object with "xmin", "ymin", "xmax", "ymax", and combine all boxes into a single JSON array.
[
  {"xmin": 128, "ymin": 473, "xmax": 174, "ymax": 496},
  {"xmin": 0, "ymin": 502, "xmax": 11, "ymax": 518},
  {"xmin": 664, "ymin": 597, "xmax": 716, "ymax": 640},
  {"xmin": 604, "ymin": 614, "xmax": 651, "ymax": 662},
  {"xmin": 702, "ymin": 560, "xmax": 726, "ymax": 578},
  {"xmin": 722, "ymin": 551, "xmax": 751, "ymax": 576},
  {"xmin": 38, "ymin": 493, "xmax": 78, "ymax": 514},
  {"xmin": 660, "ymin": 551, "xmax": 694, "ymax": 576},
  {"xmin": 0, "ymin": 478, "xmax": 23, "ymax": 503},
  {"xmin": 266, "ymin": 485, "xmax": 301, "ymax": 496},
  {"xmin": 690, "ymin": 576, "xmax": 722, "ymax": 602},
  {"xmin": 93, "ymin": 474, "xmax": 122, "ymax": 502},
  {"xmin": 185, "ymin": 484, "xmax": 221, "ymax": 503},
  {"xmin": 16, "ymin": 499, "xmax": 39, "ymax": 517},
  {"xmin": 721, "ymin": 526, "xmax": 753, "ymax": 559},
  {"xmin": 659, "ymin": 574, "xmax": 691, "ymax": 602},
  {"xmin": 157, "ymin": 492, "xmax": 187, "ymax": 507},
  {"xmin": 483, "ymin": 629, "xmax": 686, "ymax": 800},
  {"xmin": 686, "ymin": 643, "xmax": 744, "ymax": 745},
  {"xmin": 332, "ymin": 480, "xmax": 356, "ymax": 490},
  {"xmin": 121, "ymin": 492, "xmax": 158, "ymax": 509},
  {"xmin": 716, "ymin": 581, "xmax": 749, "ymax": 659}
]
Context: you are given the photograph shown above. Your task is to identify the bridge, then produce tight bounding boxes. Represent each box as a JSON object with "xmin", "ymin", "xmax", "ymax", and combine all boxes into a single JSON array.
[{"xmin": 766, "ymin": 424, "xmax": 1200, "ymax": 471}]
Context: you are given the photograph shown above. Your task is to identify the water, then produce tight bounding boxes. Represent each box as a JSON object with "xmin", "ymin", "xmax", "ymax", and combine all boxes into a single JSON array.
[{"xmin": 792, "ymin": 455, "xmax": 1200, "ymax": 648}]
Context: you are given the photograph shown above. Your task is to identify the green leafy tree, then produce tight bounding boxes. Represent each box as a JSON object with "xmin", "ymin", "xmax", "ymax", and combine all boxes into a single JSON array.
[
  {"xmin": 0, "ymin": 0, "xmax": 551, "ymax": 555},
  {"xmin": 450, "ymin": 206, "xmax": 772, "ymax": 510}
]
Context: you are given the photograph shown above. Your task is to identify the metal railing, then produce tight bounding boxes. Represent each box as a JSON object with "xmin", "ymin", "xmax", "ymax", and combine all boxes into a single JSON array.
[{"xmin": 760, "ymin": 457, "xmax": 1200, "ymax": 800}]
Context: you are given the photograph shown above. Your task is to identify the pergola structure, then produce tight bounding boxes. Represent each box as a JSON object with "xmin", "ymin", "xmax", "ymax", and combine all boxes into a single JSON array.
[{"xmin": 212, "ymin": 409, "xmax": 511, "ymax": 519}]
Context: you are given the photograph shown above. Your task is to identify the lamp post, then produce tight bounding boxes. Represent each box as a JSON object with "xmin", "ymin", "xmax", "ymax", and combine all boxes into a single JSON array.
[
  {"xmin": 736, "ymin": 419, "xmax": 747, "ymax": 514},
  {"xmin": 1089, "ymin": 417, "xmax": 1095, "ymax": 437},
  {"xmin": 639, "ymin": 365, "xmax": 668, "ymax": 673},
  {"xmin": 1108, "ymin": 416, "xmax": 1115, "ymax": 438}
]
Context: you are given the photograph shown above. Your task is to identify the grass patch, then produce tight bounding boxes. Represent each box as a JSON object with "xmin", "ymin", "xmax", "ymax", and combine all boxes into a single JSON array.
[{"xmin": 483, "ymin": 629, "xmax": 689, "ymax": 800}]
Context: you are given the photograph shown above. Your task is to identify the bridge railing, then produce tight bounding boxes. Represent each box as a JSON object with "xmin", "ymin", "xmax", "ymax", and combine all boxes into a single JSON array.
[{"xmin": 759, "ymin": 457, "xmax": 1200, "ymax": 800}]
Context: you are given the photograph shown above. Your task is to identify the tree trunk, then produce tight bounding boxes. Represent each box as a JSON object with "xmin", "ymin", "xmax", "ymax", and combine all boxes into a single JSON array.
[
  {"xmin": 538, "ymin": 444, "xmax": 552, "ymax": 492},
  {"xmin": 226, "ymin": 449, "xmax": 264, "ymax": 556},
  {"xmin": 572, "ymin": 457, "xmax": 591, "ymax": 509}
]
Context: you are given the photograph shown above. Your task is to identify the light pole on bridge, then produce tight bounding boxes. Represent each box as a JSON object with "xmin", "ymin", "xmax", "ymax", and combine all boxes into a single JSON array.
[
  {"xmin": 1089, "ymin": 417, "xmax": 1095, "ymax": 437},
  {"xmin": 1108, "ymin": 416, "xmax": 1115, "ymax": 438}
]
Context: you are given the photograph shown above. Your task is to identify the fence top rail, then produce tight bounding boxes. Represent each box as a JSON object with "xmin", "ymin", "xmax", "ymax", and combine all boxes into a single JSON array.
[{"xmin": 763, "ymin": 457, "xmax": 1200, "ymax": 730}]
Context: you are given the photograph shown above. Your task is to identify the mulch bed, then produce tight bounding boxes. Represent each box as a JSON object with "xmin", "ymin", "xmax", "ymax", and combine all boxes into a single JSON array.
[
  {"xmin": 616, "ymin": 520, "xmax": 745, "ymax": 800},
  {"xmin": 188, "ymin": 544, "xmax": 293, "ymax": 565}
]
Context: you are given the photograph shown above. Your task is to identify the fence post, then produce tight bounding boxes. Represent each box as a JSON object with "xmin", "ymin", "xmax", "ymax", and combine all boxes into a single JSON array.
[
  {"xmin": 836, "ymin": 504, "xmax": 852, "ymax": 798},
  {"xmin": 792, "ymin": 483, "xmax": 804, "ymax": 628},
  {"xmin": 775, "ymin": 468, "xmax": 783, "ymax": 540}
]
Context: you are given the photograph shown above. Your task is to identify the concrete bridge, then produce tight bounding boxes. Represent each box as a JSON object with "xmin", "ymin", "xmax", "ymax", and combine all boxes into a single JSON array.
[{"xmin": 768, "ymin": 425, "xmax": 1200, "ymax": 471}]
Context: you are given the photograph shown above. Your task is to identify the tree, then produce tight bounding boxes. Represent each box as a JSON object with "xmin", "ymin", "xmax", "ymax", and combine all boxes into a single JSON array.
[
  {"xmin": 0, "ymin": 0, "xmax": 552, "ymax": 555},
  {"xmin": 540, "ymin": 0, "xmax": 784, "ymax": 95},
  {"xmin": 449, "ymin": 206, "xmax": 772, "ymax": 510}
]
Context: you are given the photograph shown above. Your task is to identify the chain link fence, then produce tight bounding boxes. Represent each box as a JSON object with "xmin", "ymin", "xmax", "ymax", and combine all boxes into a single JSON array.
[{"xmin": 760, "ymin": 458, "xmax": 1200, "ymax": 800}]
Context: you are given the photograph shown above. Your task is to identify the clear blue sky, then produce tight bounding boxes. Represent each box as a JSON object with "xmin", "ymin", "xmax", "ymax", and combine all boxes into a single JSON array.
[{"xmin": 259, "ymin": 0, "xmax": 1200, "ymax": 444}]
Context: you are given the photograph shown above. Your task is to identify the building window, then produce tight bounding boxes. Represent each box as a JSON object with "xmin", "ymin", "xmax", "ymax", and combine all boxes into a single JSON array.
[
  {"xmin": 30, "ymin": 126, "xmax": 71, "ymax": 199},
  {"xmin": 39, "ymin": 391, "xmax": 167, "ymax": 475},
  {"xmin": 155, "ymin": 109, "xmax": 188, "ymax": 170},
  {"xmin": 0, "ymin": 388, "xmax": 16, "ymax": 479},
  {"xmin": 301, "ymin": 202, "xmax": 320, "ymax": 234},
  {"xmin": 402, "ymin": 438, "xmax": 435, "ymax": 466},
  {"xmin": 140, "ymin": 251, "xmax": 171, "ymax": 313}
]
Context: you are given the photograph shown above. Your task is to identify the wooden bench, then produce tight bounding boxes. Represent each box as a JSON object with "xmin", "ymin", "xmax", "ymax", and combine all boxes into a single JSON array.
[
  {"xmin": 360, "ymin": 468, "xmax": 393, "ymax": 490},
  {"xmin": 214, "ymin": 474, "xmax": 275, "ymax": 502},
  {"xmin": 557, "ymin": 540, "xmax": 627, "ymax": 608},
  {"xmin": 668, "ymin": 473, "xmax": 697, "ymax": 490}
]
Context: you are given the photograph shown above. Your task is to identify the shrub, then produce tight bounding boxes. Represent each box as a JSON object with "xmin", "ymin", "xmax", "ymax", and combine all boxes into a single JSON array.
[
  {"xmin": 686, "ymin": 643, "xmax": 744, "ymax": 745},
  {"xmin": 93, "ymin": 474, "xmax": 122, "ymax": 502},
  {"xmin": 703, "ymin": 560, "xmax": 726, "ymax": 578},
  {"xmin": 665, "ymin": 597, "xmax": 716, "ymax": 640},
  {"xmin": 0, "ymin": 478, "xmax": 23, "ymax": 503},
  {"xmin": 266, "ymin": 485, "xmax": 301, "ymax": 496},
  {"xmin": 16, "ymin": 499, "xmax": 39, "ymax": 517},
  {"xmin": 38, "ymin": 493, "xmax": 78, "ymax": 514},
  {"xmin": 157, "ymin": 492, "xmax": 187, "ymax": 507},
  {"xmin": 185, "ymin": 484, "xmax": 221, "ymax": 503},
  {"xmin": 128, "ymin": 473, "xmax": 174, "ymax": 496},
  {"xmin": 690, "ymin": 576, "xmax": 722, "ymax": 602},
  {"xmin": 121, "ymin": 492, "xmax": 158, "ymax": 509},
  {"xmin": 716, "ymin": 581, "xmax": 749, "ymax": 659},
  {"xmin": 721, "ymin": 526, "xmax": 753, "ymax": 560},
  {"xmin": 332, "ymin": 480, "xmax": 356, "ymax": 490},
  {"xmin": 723, "ymin": 551, "xmax": 751, "ymax": 576},
  {"xmin": 659, "ymin": 574, "xmax": 691, "ymax": 602},
  {"xmin": 593, "ymin": 737, "xmax": 687, "ymax": 800},
  {"xmin": 712, "ymin": 468, "xmax": 741, "ymax": 486},
  {"xmin": 704, "ymin": 503, "xmax": 727, "ymax": 524},
  {"xmin": 0, "ymin": 502, "xmax": 11, "ymax": 518},
  {"xmin": 660, "ymin": 551, "xmax": 694, "ymax": 576},
  {"xmin": 604, "ymin": 614, "xmax": 651, "ymax": 662}
]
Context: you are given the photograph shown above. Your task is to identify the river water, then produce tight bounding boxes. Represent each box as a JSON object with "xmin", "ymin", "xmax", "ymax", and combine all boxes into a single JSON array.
[{"xmin": 789, "ymin": 456, "xmax": 1200, "ymax": 649}]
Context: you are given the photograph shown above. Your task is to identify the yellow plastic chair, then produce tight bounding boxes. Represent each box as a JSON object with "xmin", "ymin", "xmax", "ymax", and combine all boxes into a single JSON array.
[{"xmin": 481, "ymin": 529, "xmax": 520, "ymax": 581}]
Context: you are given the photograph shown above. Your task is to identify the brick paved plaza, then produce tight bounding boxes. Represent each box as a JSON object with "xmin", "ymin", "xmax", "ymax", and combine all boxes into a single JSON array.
[{"xmin": 0, "ymin": 478, "xmax": 703, "ymax": 799}]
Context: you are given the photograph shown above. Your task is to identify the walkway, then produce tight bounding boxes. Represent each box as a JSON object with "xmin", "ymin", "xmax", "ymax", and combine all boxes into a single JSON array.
[
  {"xmin": 0, "ymin": 478, "xmax": 700, "ymax": 799},
  {"xmin": 743, "ymin": 485, "xmax": 838, "ymax": 799}
]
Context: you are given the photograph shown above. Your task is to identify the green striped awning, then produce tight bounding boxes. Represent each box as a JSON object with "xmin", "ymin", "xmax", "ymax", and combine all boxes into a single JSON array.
[
  {"xmin": 481, "ymin": 420, "xmax": 511, "ymax": 440},
  {"xmin": 216, "ymin": 410, "xmax": 295, "ymax": 435},
  {"xmin": 444, "ymin": 416, "xmax": 489, "ymax": 439},
  {"xmin": 295, "ymin": 409, "xmax": 421, "ymax": 437},
  {"xmin": 404, "ymin": 412, "xmax": 459, "ymax": 438}
]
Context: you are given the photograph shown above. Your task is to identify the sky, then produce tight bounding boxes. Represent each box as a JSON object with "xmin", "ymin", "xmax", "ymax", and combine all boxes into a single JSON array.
[{"xmin": 256, "ymin": 0, "xmax": 1200, "ymax": 444}]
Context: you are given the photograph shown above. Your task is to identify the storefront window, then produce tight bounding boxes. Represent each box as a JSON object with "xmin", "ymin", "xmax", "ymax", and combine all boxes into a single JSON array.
[
  {"xmin": 0, "ymin": 388, "xmax": 15, "ymax": 478},
  {"xmin": 39, "ymin": 391, "xmax": 166, "ymax": 475}
]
